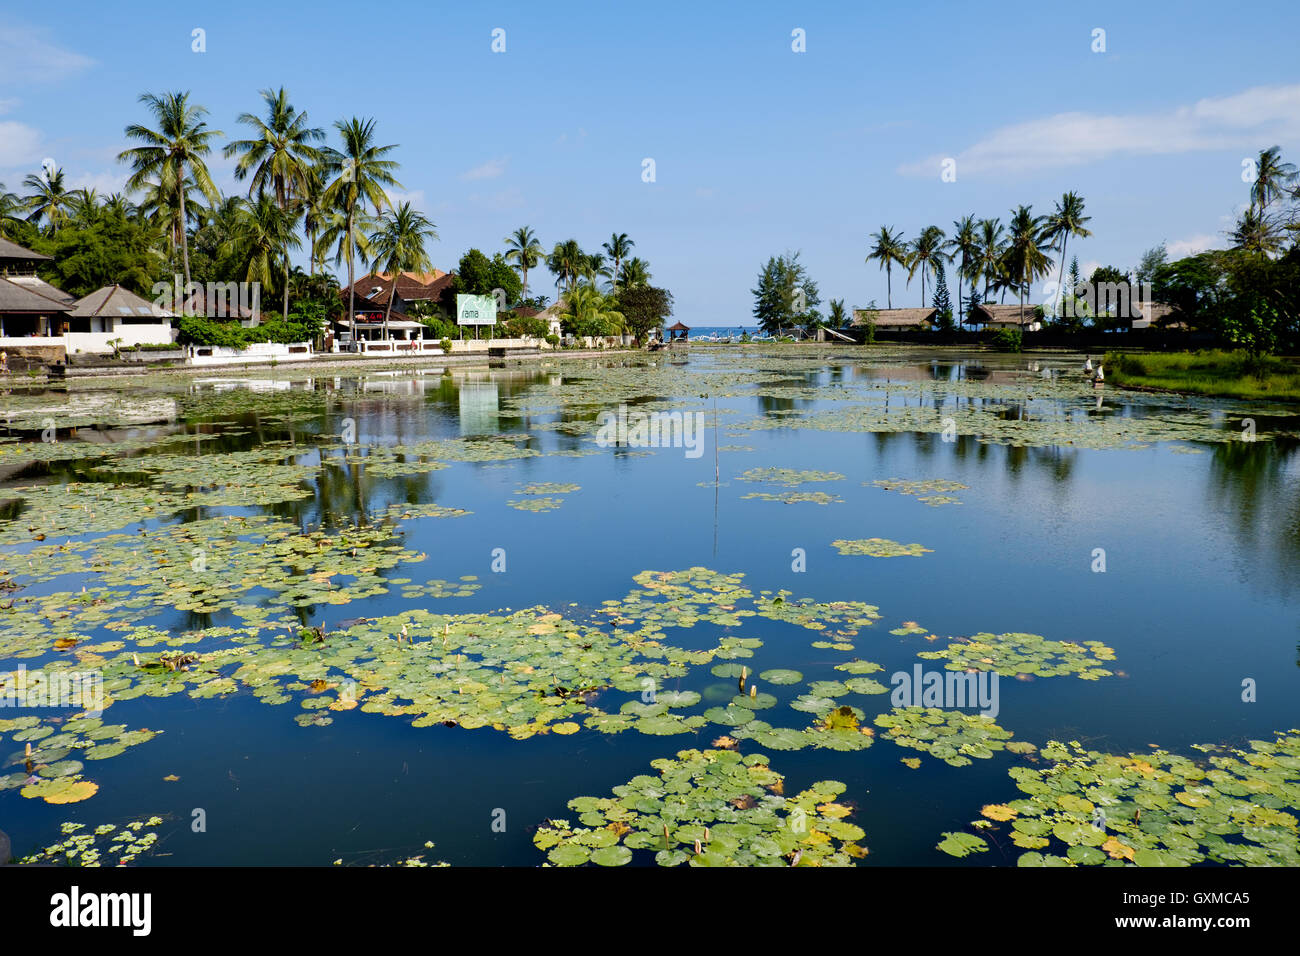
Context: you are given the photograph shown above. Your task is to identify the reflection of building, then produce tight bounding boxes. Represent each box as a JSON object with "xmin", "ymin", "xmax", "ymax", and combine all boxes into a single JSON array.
[{"xmin": 458, "ymin": 378, "xmax": 500, "ymax": 435}]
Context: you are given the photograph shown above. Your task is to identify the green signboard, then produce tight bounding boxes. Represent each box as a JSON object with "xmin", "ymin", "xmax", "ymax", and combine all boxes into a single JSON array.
[{"xmin": 456, "ymin": 294, "xmax": 497, "ymax": 326}]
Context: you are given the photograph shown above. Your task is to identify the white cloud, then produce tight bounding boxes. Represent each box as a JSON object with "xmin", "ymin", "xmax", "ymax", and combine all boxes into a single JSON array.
[
  {"xmin": 0, "ymin": 23, "xmax": 94, "ymax": 84},
  {"xmin": 1166, "ymin": 234, "xmax": 1221, "ymax": 258},
  {"xmin": 459, "ymin": 157, "xmax": 508, "ymax": 181},
  {"xmin": 383, "ymin": 188, "xmax": 426, "ymax": 211},
  {"xmin": 69, "ymin": 169, "xmax": 129, "ymax": 195},
  {"xmin": 0, "ymin": 120, "xmax": 43, "ymax": 169},
  {"xmin": 899, "ymin": 84, "xmax": 1300, "ymax": 177}
]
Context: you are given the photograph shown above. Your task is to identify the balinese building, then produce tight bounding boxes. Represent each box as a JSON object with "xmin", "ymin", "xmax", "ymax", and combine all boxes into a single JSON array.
[
  {"xmin": 851, "ymin": 307, "xmax": 937, "ymax": 332},
  {"xmin": 0, "ymin": 237, "xmax": 73, "ymax": 337},
  {"xmin": 969, "ymin": 303, "xmax": 1043, "ymax": 331},
  {"xmin": 344, "ymin": 270, "xmax": 454, "ymax": 315},
  {"xmin": 67, "ymin": 285, "xmax": 175, "ymax": 348}
]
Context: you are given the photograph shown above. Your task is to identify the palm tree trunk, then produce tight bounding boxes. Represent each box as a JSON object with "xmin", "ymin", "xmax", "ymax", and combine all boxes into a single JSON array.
[
  {"xmin": 178, "ymin": 162, "xmax": 192, "ymax": 288},
  {"xmin": 283, "ymin": 254, "xmax": 290, "ymax": 320},
  {"xmin": 347, "ymin": 206, "xmax": 356, "ymax": 345},
  {"xmin": 886, "ymin": 265, "xmax": 892, "ymax": 310},
  {"xmin": 1055, "ymin": 235, "xmax": 1069, "ymax": 319},
  {"xmin": 384, "ymin": 279, "xmax": 394, "ymax": 342}
]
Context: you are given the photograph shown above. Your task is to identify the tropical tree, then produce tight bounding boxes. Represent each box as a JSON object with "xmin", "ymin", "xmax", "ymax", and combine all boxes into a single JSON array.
[
  {"xmin": 974, "ymin": 218, "xmax": 1006, "ymax": 301},
  {"xmin": 367, "ymin": 202, "xmax": 437, "ymax": 339},
  {"xmin": 225, "ymin": 194, "xmax": 301, "ymax": 306},
  {"xmin": 225, "ymin": 87, "xmax": 326, "ymax": 318},
  {"xmin": 503, "ymin": 226, "xmax": 544, "ymax": 299},
  {"xmin": 1249, "ymin": 146, "xmax": 1298, "ymax": 216},
  {"xmin": 119, "ymin": 91, "xmax": 223, "ymax": 287},
  {"xmin": 561, "ymin": 283, "xmax": 625, "ymax": 337},
  {"xmin": 547, "ymin": 239, "xmax": 585, "ymax": 293},
  {"xmin": 618, "ymin": 257, "xmax": 651, "ymax": 289},
  {"xmin": 827, "ymin": 298, "xmax": 848, "ymax": 329},
  {"xmin": 945, "ymin": 215, "xmax": 978, "ymax": 329},
  {"xmin": 866, "ymin": 226, "xmax": 908, "ymax": 309},
  {"xmin": 0, "ymin": 183, "xmax": 25, "ymax": 239},
  {"xmin": 905, "ymin": 225, "xmax": 947, "ymax": 307},
  {"xmin": 1043, "ymin": 192, "xmax": 1092, "ymax": 318},
  {"xmin": 1002, "ymin": 205, "xmax": 1053, "ymax": 327},
  {"xmin": 319, "ymin": 117, "xmax": 401, "ymax": 340},
  {"xmin": 582, "ymin": 252, "xmax": 612, "ymax": 289},
  {"xmin": 1229, "ymin": 206, "xmax": 1286, "ymax": 257},
  {"xmin": 602, "ymin": 232, "xmax": 634, "ymax": 293},
  {"xmin": 22, "ymin": 165, "xmax": 74, "ymax": 232}
]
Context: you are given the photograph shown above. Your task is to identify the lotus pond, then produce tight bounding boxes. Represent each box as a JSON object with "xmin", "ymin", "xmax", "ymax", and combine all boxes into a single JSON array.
[{"xmin": 2, "ymin": 346, "xmax": 1299, "ymax": 867}]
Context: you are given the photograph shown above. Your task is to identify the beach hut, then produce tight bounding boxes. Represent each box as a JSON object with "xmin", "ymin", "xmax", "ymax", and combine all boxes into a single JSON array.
[{"xmin": 667, "ymin": 321, "xmax": 690, "ymax": 343}]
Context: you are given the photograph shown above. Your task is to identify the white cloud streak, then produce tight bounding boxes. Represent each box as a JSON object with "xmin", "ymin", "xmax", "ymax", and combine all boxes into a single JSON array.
[{"xmin": 900, "ymin": 84, "xmax": 1300, "ymax": 177}]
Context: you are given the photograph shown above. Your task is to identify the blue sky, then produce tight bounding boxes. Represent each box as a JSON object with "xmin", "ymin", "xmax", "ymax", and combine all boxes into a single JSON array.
[{"xmin": 2, "ymin": 0, "xmax": 1298, "ymax": 321}]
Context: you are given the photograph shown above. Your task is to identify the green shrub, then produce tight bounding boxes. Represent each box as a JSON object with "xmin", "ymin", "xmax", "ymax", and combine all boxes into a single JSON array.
[{"xmin": 989, "ymin": 328, "xmax": 1023, "ymax": 352}]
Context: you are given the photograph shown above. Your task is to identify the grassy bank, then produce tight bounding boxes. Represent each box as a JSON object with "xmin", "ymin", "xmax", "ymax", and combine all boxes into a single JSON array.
[{"xmin": 1106, "ymin": 350, "xmax": 1300, "ymax": 402}]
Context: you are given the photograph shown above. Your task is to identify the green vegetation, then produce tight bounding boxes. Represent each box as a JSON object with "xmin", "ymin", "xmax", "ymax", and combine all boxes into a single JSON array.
[{"xmin": 1107, "ymin": 350, "xmax": 1300, "ymax": 402}]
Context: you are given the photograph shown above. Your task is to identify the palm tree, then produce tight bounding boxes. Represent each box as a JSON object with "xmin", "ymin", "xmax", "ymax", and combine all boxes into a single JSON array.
[
  {"xmin": 319, "ymin": 117, "xmax": 401, "ymax": 342},
  {"xmin": 22, "ymin": 165, "xmax": 73, "ymax": 231},
  {"xmin": 1229, "ymin": 206, "xmax": 1286, "ymax": 256},
  {"xmin": 119, "ymin": 91, "xmax": 223, "ymax": 287},
  {"xmin": 561, "ymin": 283, "xmax": 625, "ymax": 336},
  {"xmin": 225, "ymin": 87, "xmax": 326, "ymax": 318},
  {"xmin": 504, "ymin": 226, "xmax": 544, "ymax": 299},
  {"xmin": 866, "ymin": 226, "xmax": 908, "ymax": 309},
  {"xmin": 905, "ymin": 225, "xmax": 947, "ymax": 307},
  {"xmin": 303, "ymin": 172, "xmax": 329, "ymax": 276},
  {"xmin": 547, "ymin": 239, "xmax": 585, "ymax": 293},
  {"xmin": 618, "ymin": 257, "xmax": 651, "ymax": 289},
  {"xmin": 601, "ymin": 232, "xmax": 634, "ymax": 293},
  {"xmin": 974, "ymin": 218, "xmax": 1005, "ymax": 301},
  {"xmin": 1249, "ymin": 146, "xmax": 1298, "ymax": 217},
  {"xmin": 137, "ymin": 173, "xmax": 207, "ymax": 276},
  {"xmin": 1002, "ymin": 205, "xmax": 1054, "ymax": 328},
  {"xmin": 583, "ymin": 252, "xmax": 612, "ymax": 289},
  {"xmin": 945, "ymin": 215, "xmax": 979, "ymax": 327},
  {"xmin": 0, "ymin": 184, "xmax": 26, "ymax": 239},
  {"xmin": 368, "ymin": 201, "xmax": 438, "ymax": 339},
  {"xmin": 226, "ymin": 195, "xmax": 301, "ymax": 306},
  {"xmin": 1044, "ymin": 192, "xmax": 1093, "ymax": 318}
]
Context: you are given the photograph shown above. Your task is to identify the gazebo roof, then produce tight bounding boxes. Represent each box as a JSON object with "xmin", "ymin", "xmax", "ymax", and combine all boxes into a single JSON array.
[{"xmin": 667, "ymin": 321, "xmax": 690, "ymax": 331}]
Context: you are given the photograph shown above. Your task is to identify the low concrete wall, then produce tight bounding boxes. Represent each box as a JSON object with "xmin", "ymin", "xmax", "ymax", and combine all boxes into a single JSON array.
[{"xmin": 186, "ymin": 342, "xmax": 315, "ymax": 366}]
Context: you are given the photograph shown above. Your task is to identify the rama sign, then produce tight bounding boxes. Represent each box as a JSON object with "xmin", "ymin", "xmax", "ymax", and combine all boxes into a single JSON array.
[{"xmin": 456, "ymin": 294, "xmax": 497, "ymax": 326}]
